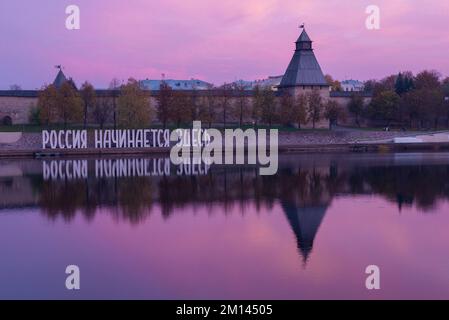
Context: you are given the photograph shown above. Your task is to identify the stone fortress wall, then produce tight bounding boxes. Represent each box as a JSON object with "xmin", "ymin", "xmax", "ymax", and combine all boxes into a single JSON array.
[{"xmin": 0, "ymin": 90, "xmax": 371, "ymax": 129}]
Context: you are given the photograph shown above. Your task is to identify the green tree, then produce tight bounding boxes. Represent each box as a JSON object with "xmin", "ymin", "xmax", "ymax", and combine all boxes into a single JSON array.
[
  {"xmin": 369, "ymin": 90, "xmax": 400, "ymax": 127},
  {"xmin": 395, "ymin": 72, "xmax": 405, "ymax": 95},
  {"xmin": 117, "ymin": 78, "xmax": 153, "ymax": 128}
]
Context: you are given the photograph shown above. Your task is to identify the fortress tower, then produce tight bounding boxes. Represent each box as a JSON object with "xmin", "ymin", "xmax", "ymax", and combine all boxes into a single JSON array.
[{"xmin": 279, "ymin": 27, "xmax": 329, "ymax": 98}]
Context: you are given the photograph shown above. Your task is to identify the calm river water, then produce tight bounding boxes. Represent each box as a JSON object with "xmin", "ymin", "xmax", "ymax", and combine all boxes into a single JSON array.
[{"xmin": 1, "ymin": 153, "xmax": 449, "ymax": 299}]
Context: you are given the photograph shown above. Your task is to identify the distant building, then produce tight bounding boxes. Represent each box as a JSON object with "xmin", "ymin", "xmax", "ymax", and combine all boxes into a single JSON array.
[
  {"xmin": 341, "ymin": 79, "xmax": 364, "ymax": 92},
  {"xmin": 139, "ymin": 79, "xmax": 212, "ymax": 91},
  {"xmin": 231, "ymin": 76, "xmax": 284, "ymax": 91}
]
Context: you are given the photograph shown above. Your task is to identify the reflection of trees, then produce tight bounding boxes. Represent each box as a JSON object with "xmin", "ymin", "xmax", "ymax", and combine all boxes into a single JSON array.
[
  {"xmin": 26, "ymin": 162, "xmax": 449, "ymax": 223},
  {"xmin": 355, "ymin": 165, "xmax": 449, "ymax": 212},
  {"xmin": 116, "ymin": 177, "xmax": 154, "ymax": 223}
]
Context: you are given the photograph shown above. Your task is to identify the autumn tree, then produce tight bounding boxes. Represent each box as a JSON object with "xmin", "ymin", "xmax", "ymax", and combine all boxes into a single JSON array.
[
  {"xmin": 325, "ymin": 100, "xmax": 345, "ymax": 129},
  {"xmin": 306, "ymin": 90, "xmax": 323, "ymax": 129},
  {"xmin": 347, "ymin": 94, "xmax": 365, "ymax": 127},
  {"xmin": 169, "ymin": 91, "xmax": 192, "ymax": 127},
  {"xmin": 80, "ymin": 81, "xmax": 96, "ymax": 128},
  {"xmin": 117, "ymin": 78, "xmax": 153, "ymax": 128},
  {"xmin": 260, "ymin": 87, "xmax": 277, "ymax": 127},
  {"xmin": 414, "ymin": 70, "xmax": 440, "ymax": 90},
  {"xmin": 38, "ymin": 84, "xmax": 59, "ymax": 125},
  {"xmin": 325, "ymin": 74, "xmax": 342, "ymax": 91},
  {"xmin": 279, "ymin": 91, "xmax": 306, "ymax": 128},
  {"xmin": 279, "ymin": 91, "xmax": 295, "ymax": 126},
  {"xmin": 58, "ymin": 82, "xmax": 83, "ymax": 128}
]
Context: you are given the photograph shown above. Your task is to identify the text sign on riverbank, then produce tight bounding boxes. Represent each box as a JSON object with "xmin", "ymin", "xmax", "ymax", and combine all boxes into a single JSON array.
[
  {"xmin": 42, "ymin": 129, "xmax": 211, "ymax": 149},
  {"xmin": 42, "ymin": 129, "xmax": 174, "ymax": 149}
]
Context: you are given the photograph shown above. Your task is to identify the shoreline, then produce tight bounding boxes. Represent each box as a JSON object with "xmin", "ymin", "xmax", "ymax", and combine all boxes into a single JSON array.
[
  {"xmin": 1, "ymin": 130, "xmax": 449, "ymax": 159},
  {"xmin": 1, "ymin": 142, "xmax": 449, "ymax": 159}
]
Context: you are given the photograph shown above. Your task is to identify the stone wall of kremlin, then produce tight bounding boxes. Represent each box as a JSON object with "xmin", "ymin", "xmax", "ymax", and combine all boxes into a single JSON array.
[
  {"xmin": 0, "ymin": 95, "xmax": 38, "ymax": 125},
  {"xmin": 0, "ymin": 90, "xmax": 371, "ymax": 129}
]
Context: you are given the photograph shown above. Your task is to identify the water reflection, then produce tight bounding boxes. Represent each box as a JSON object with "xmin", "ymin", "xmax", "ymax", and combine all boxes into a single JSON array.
[{"xmin": 1, "ymin": 153, "xmax": 449, "ymax": 265}]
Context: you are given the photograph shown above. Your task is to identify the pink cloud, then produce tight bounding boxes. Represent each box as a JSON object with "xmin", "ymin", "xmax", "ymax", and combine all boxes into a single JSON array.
[{"xmin": 0, "ymin": 0, "xmax": 448, "ymax": 88}]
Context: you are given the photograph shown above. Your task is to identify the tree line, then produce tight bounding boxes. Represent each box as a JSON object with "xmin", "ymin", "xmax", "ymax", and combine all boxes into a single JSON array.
[
  {"xmin": 34, "ymin": 78, "xmax": 340, "ymax": 129},
  {"xmin": 35, "ymin": 78, "xmax": 153, "ymax": 129},
  {"xmin": 34, "ymin": 70, "xmax": 449, "ymax": 130},
  {"xmin": 347, "ymin": 70, "xmax": 449, "ymax": 129}
]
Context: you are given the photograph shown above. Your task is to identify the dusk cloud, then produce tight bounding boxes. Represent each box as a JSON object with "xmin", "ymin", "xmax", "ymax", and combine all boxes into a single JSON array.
[{"xmin": 0, "ymin": 0, "xmax": 448, "ymax": 89}]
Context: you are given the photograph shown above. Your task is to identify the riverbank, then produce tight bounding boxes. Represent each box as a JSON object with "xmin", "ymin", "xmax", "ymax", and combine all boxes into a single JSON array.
[{"xmin": 1, "ymin": 130, "xmax": 449, "ymax": 158}]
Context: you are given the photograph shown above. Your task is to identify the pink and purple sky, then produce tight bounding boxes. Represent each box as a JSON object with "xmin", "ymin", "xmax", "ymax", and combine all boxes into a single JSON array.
[{"xmin": 1, "ymin": 0, "xmax": 448, "ymax": 89}]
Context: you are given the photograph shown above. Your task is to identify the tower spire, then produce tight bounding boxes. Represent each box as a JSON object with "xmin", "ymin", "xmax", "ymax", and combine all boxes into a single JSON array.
[{"xmin": 279, "ymin": 26, "xmax": 328, "ymax": 89}]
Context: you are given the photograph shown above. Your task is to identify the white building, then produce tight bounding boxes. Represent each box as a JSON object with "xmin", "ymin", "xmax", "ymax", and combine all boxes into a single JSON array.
[
  {"xmin": 231, "ymin": 75, "xmax": 284, "ymax": 91},
  {"xmin": 139, "ymin": 79, "xmax": 212, "ymax": 91},
  {"xmin": 341, "ymin": 79, "xmax": 364, "ymax": 92}
]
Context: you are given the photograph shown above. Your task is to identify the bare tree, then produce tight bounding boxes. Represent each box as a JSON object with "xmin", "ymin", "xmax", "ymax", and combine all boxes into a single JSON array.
[
  {"xmin": 93, "ymin": 97, "xmax": 112, "ymax": 129},
  {"xmin": 307, "ymin": 90, "xmax": 323, "ymax": 129},
  {"xmin": 197, "ymin": 86, "xmax": 217, "ymax": 128},
  {"xmin": 232, "ymin": 82, "xmax": 249, "ymax": 127},
  {"xmin": 109, "ymin": 78, "xmax": 121, "ymax": 129},
  {"xmin": 156, "ymin": 82, "xmax": 173, "ymax": 128},
  {"xmin": 219, "ymin": 83, "xmax": 232, "ymax": 128},
  {"xmin": 80, "ymin": 81, "xmax": 96, "ymax": 128},
  {"xmin": 9, "ymin": 84, "xmax": 22, "ymax": 90}
]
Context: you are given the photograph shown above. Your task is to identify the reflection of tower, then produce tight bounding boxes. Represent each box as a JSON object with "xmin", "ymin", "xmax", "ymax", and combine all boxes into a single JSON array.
[{"xmin": 281, "ymin": 202, "xmax": 328, "ymax": 265}]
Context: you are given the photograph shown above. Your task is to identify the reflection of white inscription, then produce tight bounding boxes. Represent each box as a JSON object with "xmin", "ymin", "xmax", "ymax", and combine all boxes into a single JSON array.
[
  {"xmin": 95, "ymin": 158, "xmax": 171, "ymax": 178},
  {"xmin": 42, "ymin": 158, "xmax": 211, "ymax": 180},
  {"xmin": 43, "ymin": 160, "xmax": 88, "ymax": 180}
]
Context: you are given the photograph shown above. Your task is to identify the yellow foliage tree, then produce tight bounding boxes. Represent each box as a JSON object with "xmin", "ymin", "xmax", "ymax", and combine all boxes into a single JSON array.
[{"xmin": 117, "ymin": 78, "xmax": 153, "ymax": 128}]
